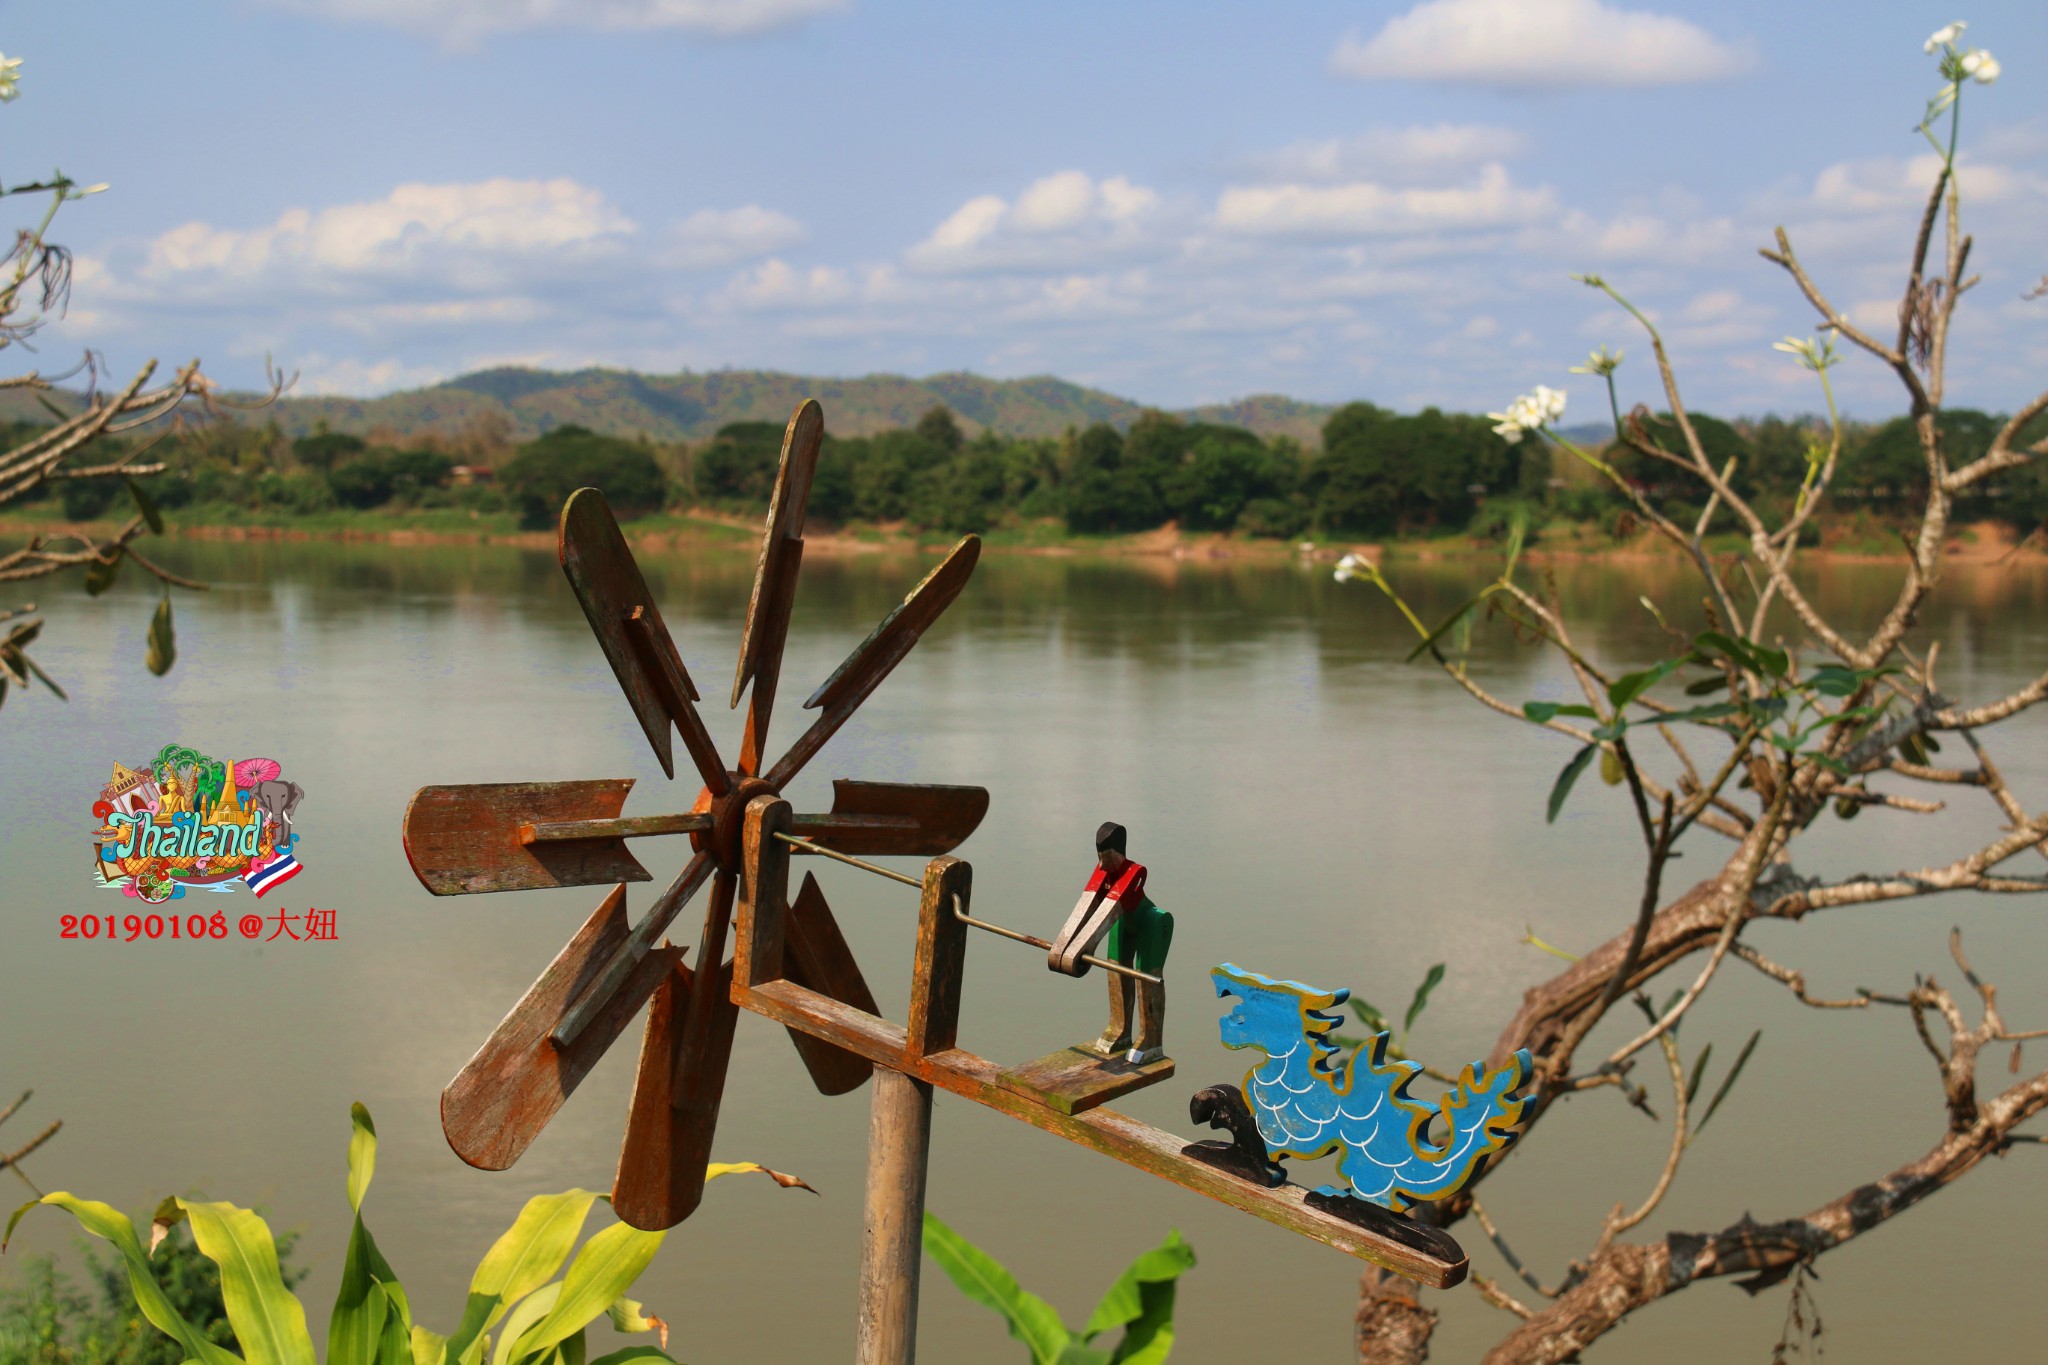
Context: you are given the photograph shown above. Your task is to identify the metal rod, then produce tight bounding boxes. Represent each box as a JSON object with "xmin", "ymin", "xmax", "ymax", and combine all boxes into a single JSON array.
[
  {"xmin": 953, "ymin": 899, "xmax": 1163, "ymax": 985},
  {"xmin": 769, "ymin": 834, "xmax": 1163, "ymax": 985},
  {"xmin": 774, "ymin": 831, "xmax": 922, "ymax": 887}
]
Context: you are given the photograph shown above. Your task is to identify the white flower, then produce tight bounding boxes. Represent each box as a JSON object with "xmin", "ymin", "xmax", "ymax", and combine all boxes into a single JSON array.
[
  {"xmin": 1773, "ymin": 334, "xmax": 1839, "ymax": 372},
  {"xmin": 1925, "ymin": 21, "xmax": 1965, "ymax": 53},
  {"xmin": 1488, "ymin": 386, "xmax": 1564, "ymax": 445},
  {"xmin": 0, "ymin": 53, "xmax": 21, "ymax": 103},
  {"xmin": 1962, "ymin": 49, "xmax": 2000, "ymax": 84},
  {"xmin": 1570, "ymin": 346, "xmax": 1623, "ymax": 378},
  {"xmin": 1333, "ymin": 552, "xmax": 1362, "ymax": 583}
]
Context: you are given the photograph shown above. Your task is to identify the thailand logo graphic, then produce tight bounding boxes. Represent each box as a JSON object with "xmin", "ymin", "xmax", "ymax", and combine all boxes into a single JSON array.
[{"xmin": 92, "ymin": 746, "xmax": 306, "ymax": 903}]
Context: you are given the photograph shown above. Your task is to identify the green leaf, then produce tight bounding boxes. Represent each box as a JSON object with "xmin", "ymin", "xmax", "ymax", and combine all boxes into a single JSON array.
[
  {"xmin": 174, "ymin": 1198, "xmax": 319, "ymax": 1365},
  {"xmin": 1692, "ymin": 1030, "xmax": 1761, "ymax": 1141},
  {"xmin": 1403, "ymin": 964, "xmax": 1446, "ymax": 1037},
  {"xmin": 146, "ymin": 593, "xmax": 176, "ymax": 677},
  {"xmin": 1081, "ymin": 1229, "xmax": 1194, "ymax": 1365},
  {"xmin": 1521, "ymin": 700, "xmax": 1598, "ymax": 724},
  {"xmin": 1808, "ymin": 665, "xmax": 1864, "ymax": 698},
  {"xmin": 5, "ymin": 1195, "xmax": 239, "ymax": 1365},
  {"xmin": 444, "ymin": 1191, "xmax": 606, "ymax": 1365},
  {"xmin": 1693, "ymin": 630, "xmax": 1759, "ymax": 673},
  {"xmin": 922, "ymin": 1212, "xmax": 1075, "ymax": 1365},
  {"xmin": 1599, "ymin": 747, "xmax": 1626, "ymax": 786},
  {"xmin": 413, "ymin": 1325, "xmax": 451, "ymax": 1365},
  {"xmin": 127, "ymin": 477, "xmax": 164, "ymax": 534},
  {"xmin": 347, "ymin": 1102, "xmax": 377, "ymax": 1215},
  {"xmin": 84, "ymin": 549, "xmax": 123, "ymax": 596},
  {"xmin": 1591, "ymin": 720, "xmax": 1626, "ymax": 742},
  {"xmin": 494, "ymin": 1282, "xmax": 564, "ymax": 1365},
  {"xmin": 1546, "ymin": 744, "xmax": 1598, "ymax": 823},
  {"xmin": 1683, "ymin": 675, "xmax": 1728, "ymax": 697},
  {"xmin": 331, "ymin": 1104, "xmax": 412, "ymax": 1365},
  {"xmin": 605, "ymin": 1296, "xmax": 663, "ymax": 1339},
  {"xmin": 1607, "ymin": 656, "xmax": 1685, "ymax": 710},
  {"xmin": 586, "ymin": 1350, "xmax": 674, "ymax": 1365},
  {"xmin": 504, "ymin": 1222, "xmax": 665, "ymax": 1364},
  {"xmin": 1347, "ymin": 998, "xmax": 1390, "ymax": 1034},
  {"xmin": 1684, "ymin": 1043, "xmax": 1713, "ymax": 1106}
]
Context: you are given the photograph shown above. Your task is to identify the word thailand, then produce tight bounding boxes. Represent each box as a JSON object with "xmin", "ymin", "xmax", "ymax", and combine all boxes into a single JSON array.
[{"xmin": 106, "ymin": 808, "xmax": 265, "ymax": 861}]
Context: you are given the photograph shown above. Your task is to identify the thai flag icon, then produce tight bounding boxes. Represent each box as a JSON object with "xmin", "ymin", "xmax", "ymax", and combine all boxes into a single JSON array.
[{"xmin": 247, "ymin": 856, "xmax": 302, "ymax": 897}]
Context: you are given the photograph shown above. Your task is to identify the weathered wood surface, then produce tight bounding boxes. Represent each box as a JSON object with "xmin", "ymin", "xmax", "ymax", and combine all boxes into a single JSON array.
[
  {"xmin": 769, "ymin": 536, "xmax": 981, "ymax": 789},
  {"xmin": 612, "ymin": 873, "xmax": 741, "ymax": 1229},
  {"xmin": 559, "ymin": 487, "xmax": 726, "ymax": 790},
  {"xmin": 523, "ymin": 812, "xmax": 711, "ymax": 844},
  {"xmin": 907, "ymin": 857, "xmax": 972, "ymax": 1058},
  {"xmin": 441, "ymin": 886, "xmax": 681, "ymax": 1170},
  {"xmin": 731, "ymin": 976, "xmax": 1469, "ymax": 1286},
  {"xmin": 612, "ymin": 957, "xmax": 696, "ymax": 1232},
  {"xmin": 857, "ymin": 1068, "xmax": 932, "ymax": 1365},
  {"xmin": 1048, "ymin": 886, "xmax": 1122, "ymax": 976},
  {"xmin": 732, "ymin": 401, "xmax": 822, "ymax": 709},
  {"xmin": 806, "ymin": 780, "xmax": 990, "ymax": 856},
  {"xmin": 551, "ymin": 853, "xmax": 714, "ymax": 1047},
  {"xmin": 996, "ymin": 1045, "xmax": 1176, "ymax": 1116},
  {"xmin": 403, "ymin": 780, "xmax": 649, "ymax": 895},
  {"xmin": 615, "ymin": 873, "xmax": 741, "ymax": 1230}
]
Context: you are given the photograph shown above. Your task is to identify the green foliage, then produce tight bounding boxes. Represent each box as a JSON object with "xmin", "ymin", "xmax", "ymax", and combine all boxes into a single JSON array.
[
  {"xmin": 0, "ymin": 1104, "xmax": 804, "ymax": 1365},
  {"xmin": 922, "ymin": 1213, "xmax": 1194, "ymax": 1364},
  {"xmin": 501, "ymin": 426, "xmax": 667, "ymax": 530},
  {"xmin": 291, "ymin": 431, "xmax": 366, "ymax": 473},
  {"xmin": 57, "ymin": 477, "xmax": 119, "ymax": 522}
]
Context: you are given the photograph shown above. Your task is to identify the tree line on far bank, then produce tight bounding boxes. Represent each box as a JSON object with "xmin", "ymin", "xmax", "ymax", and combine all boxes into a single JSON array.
[{"xmin": 11, "ymin": 400, "xmax": 2046, "ymax": 542}]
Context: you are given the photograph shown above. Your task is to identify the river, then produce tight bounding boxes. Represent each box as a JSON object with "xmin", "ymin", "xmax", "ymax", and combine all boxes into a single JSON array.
[{"xmin": 3, "ymin": 536, "xmax": 2044, "ymax": 1362}]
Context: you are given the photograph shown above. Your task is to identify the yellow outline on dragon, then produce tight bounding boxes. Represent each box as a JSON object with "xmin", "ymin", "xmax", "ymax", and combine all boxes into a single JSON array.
[{"xmin": 1213, "ymin": 964, "xmax": 1532, "ymax": 1211}]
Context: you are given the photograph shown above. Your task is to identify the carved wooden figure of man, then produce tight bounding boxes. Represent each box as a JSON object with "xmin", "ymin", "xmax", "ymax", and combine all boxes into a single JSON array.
[{"xmin": 1047, "ymin": 822, "xmax": 1173, "ymax": 1063}]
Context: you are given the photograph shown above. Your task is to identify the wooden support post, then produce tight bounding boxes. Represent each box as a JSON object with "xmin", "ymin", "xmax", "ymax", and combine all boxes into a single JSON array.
[
  {"xmin": 857, "ymin": 1067, "xmax": 933, "ymax": 1365},
  {"xmin": 906, "ymin": 856, "xmax": 971, "ymax": 1058}
]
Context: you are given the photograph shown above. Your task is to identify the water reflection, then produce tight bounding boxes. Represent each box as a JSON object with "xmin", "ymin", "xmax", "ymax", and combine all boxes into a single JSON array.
[{"xmin": 2, "ymin": 537, "xmax": 2043, "ymax": 1364}]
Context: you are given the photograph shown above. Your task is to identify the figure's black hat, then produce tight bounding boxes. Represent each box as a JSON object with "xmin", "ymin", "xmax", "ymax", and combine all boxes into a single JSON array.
[{"xmin": 1095, "ymin": 821, "xmax": 1127, "ymax": 854}]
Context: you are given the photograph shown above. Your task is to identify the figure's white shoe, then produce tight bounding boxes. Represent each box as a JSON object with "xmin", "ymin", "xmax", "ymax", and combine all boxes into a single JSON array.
[{"xmin": 1125, "ymin": 1047, "xmax": 1164, "ymax": 1065}]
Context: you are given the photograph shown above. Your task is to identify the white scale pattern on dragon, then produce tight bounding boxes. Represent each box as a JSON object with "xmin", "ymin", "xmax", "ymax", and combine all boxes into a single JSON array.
[{"xmin": 1213, "ymin": 963, "xmax": 1533, "ymax": 1210}]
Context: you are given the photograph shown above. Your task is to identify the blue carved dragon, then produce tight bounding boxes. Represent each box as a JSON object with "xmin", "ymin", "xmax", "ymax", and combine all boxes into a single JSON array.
[{"xmin": 1213, "ymin": 963, "xmax": 1531, "ymax": 1211}]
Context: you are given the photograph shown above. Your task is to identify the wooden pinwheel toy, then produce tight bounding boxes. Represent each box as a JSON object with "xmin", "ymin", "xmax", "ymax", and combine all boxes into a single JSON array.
[
  {"xmin": 403, "ymin": 398, "xmax": 1502, "ymax": 1365},
  {"xmin": 401, "ymin": 399, "xmax": 987, "ymax": 1231}
]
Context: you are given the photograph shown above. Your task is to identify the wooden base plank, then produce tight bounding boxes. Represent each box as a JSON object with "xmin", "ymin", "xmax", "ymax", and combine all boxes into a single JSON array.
[{"xmin": 996, "ymin": 1045, "xmax": 1176, "ymax": 1116}]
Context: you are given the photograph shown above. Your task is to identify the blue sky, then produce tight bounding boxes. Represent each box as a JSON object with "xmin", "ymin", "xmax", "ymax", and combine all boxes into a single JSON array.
[{"xmin": 7, "ymin": 1, "xmax": 2046, "ymax": 420}]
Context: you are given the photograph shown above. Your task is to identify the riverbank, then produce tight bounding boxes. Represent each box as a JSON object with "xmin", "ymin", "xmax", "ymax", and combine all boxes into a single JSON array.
[{"xmin": 4, "ymin": 503, "xmax": 2042, "ymax": 567}]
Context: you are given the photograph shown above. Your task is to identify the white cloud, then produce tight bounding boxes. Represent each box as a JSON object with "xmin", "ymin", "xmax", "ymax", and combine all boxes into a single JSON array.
[
  {"xmin": 662, "ymin": 206, "xmax": 806, "ymax": 268},
  {"xmin": 906, "ymin": 171, "xmax": 1163, "ymax": 273},
  {"xmin": 1215, "ymin": 164, "xmax": 1556, "ymax": 238},
  {"xmin": 261, "ymin": 0, "xmax": 843, "ymax": 45},
  {"xmin": 294, "ymin": 354, "xmax": 451, "ymax": 395},
  {"xmin": 135, "ymin": 178, "xmax": 635, "ymax": 297},
  {"xmin": 1250, "ymin": 125, "xmax": 1528, "ymax": 184},
  {"xmin": 720, "ymin": 258, "xmax": 855, "ymax": 309},
  {"xmin": 1332, "ymin": 0, "xmax": 1755, "ymax": 91}
]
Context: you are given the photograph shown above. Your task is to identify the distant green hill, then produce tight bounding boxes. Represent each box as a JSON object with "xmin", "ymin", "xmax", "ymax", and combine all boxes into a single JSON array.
[{"xmin": 0, "ymin": 366, "xmax": 1341, "ymax": 448}]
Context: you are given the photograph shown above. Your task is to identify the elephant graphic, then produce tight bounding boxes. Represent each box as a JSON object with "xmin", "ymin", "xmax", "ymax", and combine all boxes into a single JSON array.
[{"xmin": 253, "ymin": 779, "xmax": 305, "ymax": 850}]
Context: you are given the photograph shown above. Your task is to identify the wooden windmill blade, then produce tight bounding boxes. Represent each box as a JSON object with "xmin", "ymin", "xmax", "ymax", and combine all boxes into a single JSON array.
[
  {"xmin": 731, "ymin": 399, "xmax": 823, "ymax": 778},
  {"xmin": 401, "ymin": 780, "xmax": 713, "ymax": 894},
  {"xmin": 560, "ymin": 487, "xmax": 730, "ymax": 794},
  {"xmin": 798, "ymin": 780, "xmax": 989, "ymax": 857},
  {"xmin": 613, "ymin": 872, "xmax": 741, "ymax": 1229},
  {"xmin": 440, "ymin": 884, "xmax": 685, "ymax": 1170},
  {"xmin": 407, "ymin": 398, "xmax": 990, "ymax": 1230},
  {"xmin": 768, "ymin": 536, "xmax": 981, "ymax": 790},
  {"xmin": 440, "ymin": 854, "xmax": 714, "ymax": 1166}
]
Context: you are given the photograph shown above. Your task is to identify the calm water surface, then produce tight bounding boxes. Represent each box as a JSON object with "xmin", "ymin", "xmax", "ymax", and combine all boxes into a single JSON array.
[{"xmin": 3, "ymin": 538, "xmax": 2045, "ymax": 1362}]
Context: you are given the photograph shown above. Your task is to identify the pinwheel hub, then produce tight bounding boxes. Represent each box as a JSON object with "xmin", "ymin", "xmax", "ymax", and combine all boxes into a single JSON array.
[{"xmin": 690, "ymin": 775, "xmax": 778, "ymax": 871}]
